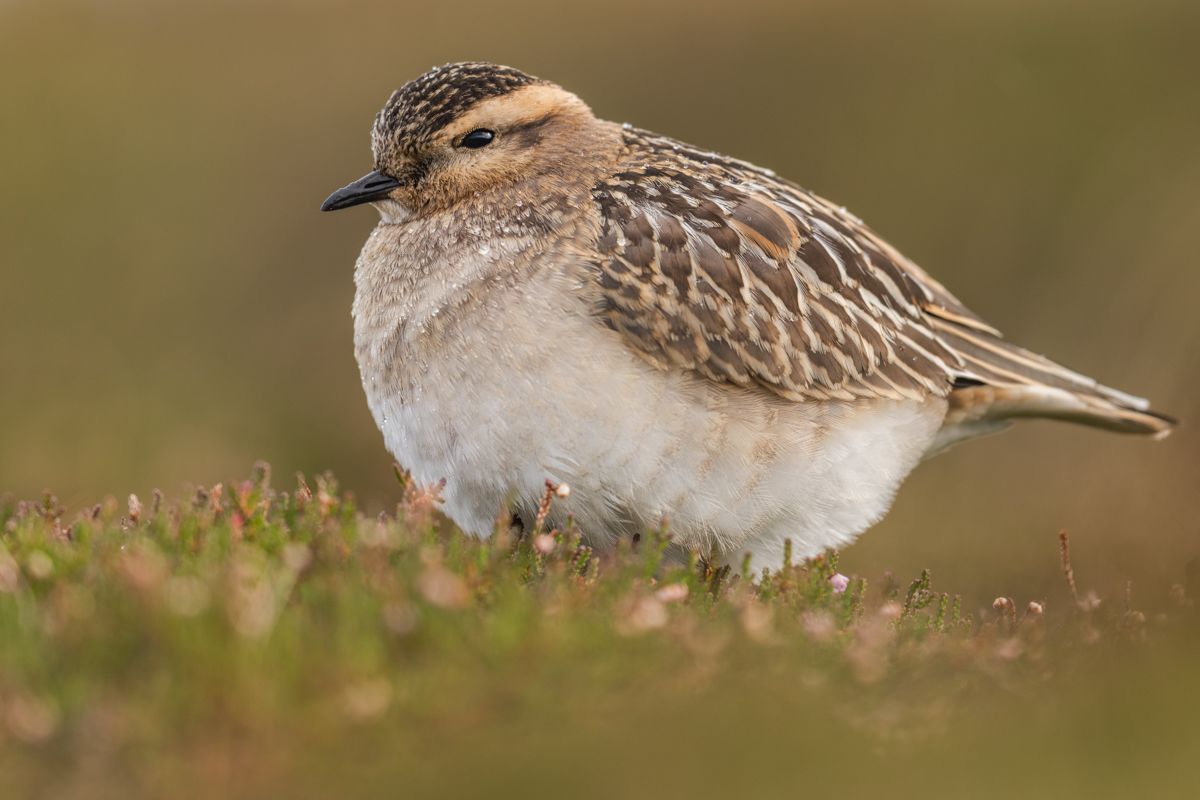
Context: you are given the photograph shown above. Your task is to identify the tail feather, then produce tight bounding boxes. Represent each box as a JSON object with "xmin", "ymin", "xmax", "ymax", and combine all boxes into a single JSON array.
[
  {"xmin": 945, "ymin": 383, "xmax": 1175, "ymax": 437},
  {"xmin": 925, "ymin": 314, "xmax": 1176, "ymax": 450}
]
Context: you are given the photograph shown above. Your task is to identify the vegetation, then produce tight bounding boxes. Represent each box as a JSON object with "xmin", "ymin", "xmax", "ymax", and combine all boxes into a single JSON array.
[{"xmin": 0, "ymin": 465, "xmax": 1195, "ymax": 798}]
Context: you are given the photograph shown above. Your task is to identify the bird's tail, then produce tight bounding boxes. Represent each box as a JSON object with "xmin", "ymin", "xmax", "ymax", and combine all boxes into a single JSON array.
[{"xmin": 926, "ymin": 314, "xmax": 1175, "ymax": 454}]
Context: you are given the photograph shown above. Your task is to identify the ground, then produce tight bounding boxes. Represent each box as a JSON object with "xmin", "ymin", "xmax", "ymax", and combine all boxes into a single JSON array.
[{"xmin": 0, "ymin": 464, "xmax": 1196, "ymax": 799}]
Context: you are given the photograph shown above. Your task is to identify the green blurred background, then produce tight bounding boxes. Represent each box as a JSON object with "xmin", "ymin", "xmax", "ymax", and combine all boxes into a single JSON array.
[{"xmin": 2, "ymin": 0, "xmax": 1197, "ymax": 606}]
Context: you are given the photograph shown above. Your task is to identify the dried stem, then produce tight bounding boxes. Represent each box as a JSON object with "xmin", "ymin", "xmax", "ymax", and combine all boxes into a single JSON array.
[
  {"xmin": 532, "ymin": 479, "xmax": 557, "ymax": 537},
  {"xmin": 1058, "ymin": 530, "xmax": 1079, "ymax": 606}
]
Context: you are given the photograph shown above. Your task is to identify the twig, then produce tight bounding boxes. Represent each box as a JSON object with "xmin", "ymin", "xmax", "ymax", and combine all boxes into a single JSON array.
[
  {"xmin": 532, "ymin": 479, "xmax": 558, "ymax": 537},
  {"xmin": 1058, "ymin": 530, "xmax": 1079, "ymax": 607}
]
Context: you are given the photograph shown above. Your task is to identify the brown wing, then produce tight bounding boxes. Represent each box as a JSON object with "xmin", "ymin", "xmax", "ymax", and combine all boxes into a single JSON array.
[
  {"xmin": 590, "ymin": 130, "xmax": 971, "ymax": 402},
  {"xmin": 588, "ymin": 129, "xmax": 1173, "ymax": 436}
]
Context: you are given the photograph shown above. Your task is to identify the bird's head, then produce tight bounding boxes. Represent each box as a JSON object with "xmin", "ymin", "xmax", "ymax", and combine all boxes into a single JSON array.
[{"xmin": 321, "ymin": 62, "xmax": 607, "ymax": 217}]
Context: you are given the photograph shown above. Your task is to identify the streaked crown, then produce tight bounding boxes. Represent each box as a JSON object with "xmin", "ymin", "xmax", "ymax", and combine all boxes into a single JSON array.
[{"xmin": 372, "ymin": 62, "xmax": 545, "ymax": 160}]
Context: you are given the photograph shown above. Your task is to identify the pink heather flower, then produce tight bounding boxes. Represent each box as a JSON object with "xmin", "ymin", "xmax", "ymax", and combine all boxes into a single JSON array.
[
  {"xmin": 829, "ymin": 573, "xmax": 850, "ymax": 594},
  {"xmin": 654, "ymin": 583, "xmax": 689, "ymax": 604}
]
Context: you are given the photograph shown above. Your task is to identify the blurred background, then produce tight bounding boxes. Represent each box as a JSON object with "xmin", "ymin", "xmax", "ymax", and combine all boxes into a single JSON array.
[{"xmin": 2, "ymin": 0, "xmax": 1197, "ymax": 606}]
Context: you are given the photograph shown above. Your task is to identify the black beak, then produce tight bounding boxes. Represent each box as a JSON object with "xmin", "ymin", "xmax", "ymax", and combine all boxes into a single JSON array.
[{"xmin": 320, "ymin": 170, "xmax": 402, "ymax": 212}]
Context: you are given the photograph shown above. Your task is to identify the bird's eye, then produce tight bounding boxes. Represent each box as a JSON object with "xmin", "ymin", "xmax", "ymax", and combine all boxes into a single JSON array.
[{"xmin": 459, "ymin": 129, "xmax": 495, "ymax": 149}]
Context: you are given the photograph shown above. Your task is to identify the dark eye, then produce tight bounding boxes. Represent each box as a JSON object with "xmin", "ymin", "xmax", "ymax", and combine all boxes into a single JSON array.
[{"xmin": 460, "ymin": 129, "xmax": 495, "ymax": 149}]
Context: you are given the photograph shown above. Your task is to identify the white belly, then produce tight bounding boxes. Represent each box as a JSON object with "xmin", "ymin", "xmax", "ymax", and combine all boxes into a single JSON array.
[{"xmin": 356, "ymin": 260, "xmax": 946, "ymax": 569}]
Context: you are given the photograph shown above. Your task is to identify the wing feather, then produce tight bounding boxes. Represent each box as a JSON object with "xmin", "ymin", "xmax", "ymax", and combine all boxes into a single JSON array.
[
  {"xmin": 591, "ymin": 132, "xmax": 956, "ymax": 402},
  {"xmin": 588, "ymin": 128, "xmax": 1173, "ymax": 437}
]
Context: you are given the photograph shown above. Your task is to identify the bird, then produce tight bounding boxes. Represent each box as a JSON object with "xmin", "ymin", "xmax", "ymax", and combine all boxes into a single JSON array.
[{"xmin": 321, "ymin": 62, "xmax": 1174, "ymax": 570}]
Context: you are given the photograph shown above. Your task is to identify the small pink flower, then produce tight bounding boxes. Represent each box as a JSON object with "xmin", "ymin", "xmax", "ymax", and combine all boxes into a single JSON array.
[
  {"xmin": 829, "ymin": 573, "xmax": 850, "ymax": 594},
  {"xmin": 654, "ymin": 583, "xmax": 689, "ymax": 603}
]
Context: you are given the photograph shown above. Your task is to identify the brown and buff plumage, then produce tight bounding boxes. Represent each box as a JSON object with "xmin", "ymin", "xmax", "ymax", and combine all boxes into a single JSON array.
[
  {"xmin": 592, "ymin": 126, "xmax": 1173, "ymax": 441},
  {"xmin": 322, "ymin": 62, "xmax": 1174, "ymax": 568}
]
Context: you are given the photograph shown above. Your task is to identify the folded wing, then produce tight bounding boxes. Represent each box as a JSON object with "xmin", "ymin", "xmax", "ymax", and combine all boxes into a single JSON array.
[{"xmin": 589, "ymin": 129, "xmax": 1174, "ymax": 440}]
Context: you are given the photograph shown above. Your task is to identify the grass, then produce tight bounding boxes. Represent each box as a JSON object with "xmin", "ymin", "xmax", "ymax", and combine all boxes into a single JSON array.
[{"xmin": 0, "ymin": 464, "xmax": 1196, "ymax": 799}]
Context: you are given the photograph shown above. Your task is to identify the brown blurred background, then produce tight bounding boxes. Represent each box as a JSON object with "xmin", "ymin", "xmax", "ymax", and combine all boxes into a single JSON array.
[{"xmin": 2, "ymin": 0, "xmax": 1197, "ymax": 605}]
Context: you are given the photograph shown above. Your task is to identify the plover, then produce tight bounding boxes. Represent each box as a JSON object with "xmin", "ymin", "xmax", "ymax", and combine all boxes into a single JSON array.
[{"xmin": 322, "ymin": 62, "xmax": 1174, "ymax": 569}]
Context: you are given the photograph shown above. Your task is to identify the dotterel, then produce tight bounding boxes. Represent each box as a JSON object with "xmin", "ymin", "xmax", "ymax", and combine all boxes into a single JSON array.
[{"xmin": 322, "ymin": 62, "xmax": 1173, "ymax": 570}]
